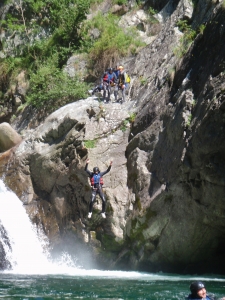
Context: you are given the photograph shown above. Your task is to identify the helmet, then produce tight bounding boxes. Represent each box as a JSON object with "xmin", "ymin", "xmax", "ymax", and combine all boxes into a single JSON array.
[
  {"xmin": 118, "ymin": 65, "xmax": 124, "ymax": 70},
  {"xmin": 108, "ymin": 67, "xmax": 113, "ymax": 72},
  {"xmin": 93, "ymin": 167, "xmax": 99, "ymax": 173},
  {"xmin": 190, "ymin": 281, "xmax": 205, "ymax": 295}
]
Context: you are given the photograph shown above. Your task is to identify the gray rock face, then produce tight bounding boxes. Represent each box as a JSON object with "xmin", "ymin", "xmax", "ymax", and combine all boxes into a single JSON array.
[
  {"xmin": 64, "ymin": 54, "xmax": 87, "ymax": 79},
  {"xmin": 0, "ymin": 98, "xmax": 135, "ymax": 267}
]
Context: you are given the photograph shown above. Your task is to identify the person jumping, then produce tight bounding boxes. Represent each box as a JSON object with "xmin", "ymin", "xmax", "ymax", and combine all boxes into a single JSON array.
[{"xmin": 85, "ymin": 158, "xmax": 113, "ymax": 219}]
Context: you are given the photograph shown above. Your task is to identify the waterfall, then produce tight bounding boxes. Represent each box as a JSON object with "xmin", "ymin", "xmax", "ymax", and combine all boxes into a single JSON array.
[
  {"xmin": 0, "ymin": 179, "xmax": 91, "ymax": 275},
  {"xmin": 0, "ymin": 179, "xmax": 51, "ymax": 274}
]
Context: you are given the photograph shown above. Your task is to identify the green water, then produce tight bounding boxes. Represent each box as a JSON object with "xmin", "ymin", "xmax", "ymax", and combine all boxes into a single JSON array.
[{"xmin": 0, "ymin": 273, "xmax": 224, "ymax": 300}]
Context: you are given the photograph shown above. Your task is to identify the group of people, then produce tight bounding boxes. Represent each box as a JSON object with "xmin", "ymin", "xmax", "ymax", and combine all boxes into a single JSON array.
[{"xmin": 91, "ymin": 65, "xmax": 129, "ymax": 104}]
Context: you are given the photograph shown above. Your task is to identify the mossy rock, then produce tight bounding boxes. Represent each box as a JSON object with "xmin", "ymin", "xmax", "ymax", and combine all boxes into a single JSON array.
[{"xmin": 102, "ymin": 234, "xmax": 124, "ymax": 252}]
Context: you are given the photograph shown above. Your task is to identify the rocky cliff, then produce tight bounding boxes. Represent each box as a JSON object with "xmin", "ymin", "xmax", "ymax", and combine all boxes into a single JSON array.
[{"xmin": 1, "ymin": 0, "xmax": 225, "ymax": 274}]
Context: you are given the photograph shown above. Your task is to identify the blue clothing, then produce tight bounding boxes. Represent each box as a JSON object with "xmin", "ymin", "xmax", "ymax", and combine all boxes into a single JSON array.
[
  {"xmin": 187, "ymin": 294, "xmax": 214, "ymax": 300},
  {"xmin": 85, "ymin": 164, "xmax": 111, "ymax": 188},
  {"xmin": 113, "ymin": 69, "xmax": 120, "ymax": 78},
  {"xmin": 107, "ymin": 72, "xmax": 116, "ymax": 83},
  {"xmin": 101, "ymin": 72, "xmax": 117, "ymax": 84},
  {"xmin": 93, "ymin": 173, "xmax": 101, "ymax": 185}
]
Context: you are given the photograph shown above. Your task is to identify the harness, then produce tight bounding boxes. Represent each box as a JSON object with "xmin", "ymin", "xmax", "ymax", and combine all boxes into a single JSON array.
[
  {"xmin": 90, "ymin": 173, "xmax": 104, "ymax": 187},
  {"xmin": 118, "ymin": 73, "xmax": 125, "ymax": 86}
]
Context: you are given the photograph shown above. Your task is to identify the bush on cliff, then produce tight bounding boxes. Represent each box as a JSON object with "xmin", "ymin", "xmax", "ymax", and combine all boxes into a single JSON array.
[
  {"xmin": 81, "ymin": 12, "xmax": 145, "ymax": 77},
  {"xmin": 0, "ymin": 0, "xmax": 143, "ymax": 110},
  {"xmin": 26, "ymin": 55, "xmax": 88, "ymax": 109}
]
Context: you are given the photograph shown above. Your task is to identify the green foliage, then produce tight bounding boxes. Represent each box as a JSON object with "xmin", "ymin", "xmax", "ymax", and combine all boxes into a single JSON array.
[
  {"xmin": 187, "ymin": 114, "xmax": 192, "ymax": 127},
  {"xmin": 147, "ymin": 7, "xmax": 159, "ymax": 24},
  {"xmin": 140, "ymin": 76, "xmax": 147, "ymax": 86},
  {"xmin": 27, "ymin": 55, "xmax": 89, "ymax": 109},
  {"xmin": 128, "ymin": 112, "xmax": 136, "ymax": 123},
  {"xmin": 120, "ymin": 113, "xmax": 136, "ymax": 131},
  {"xmin": 90, "ymin": 0, "xmax": 103, "ymax": 4},
  {"xmin": 101, "ymin": 234, "xmax": 124, "ymax": 252},
  {"xmin": 173, "ymin": 21, "xmax": 197, "ymax": 58},
  {"xmin": 23, "ymin": 0, "xmax": 91, "ymax": 36},
  {"xmin": 113, "ymin": 0, "xmax": 128, "ymax": 4},
  {"xmin": 1, "ymin": 0, "xmax": 144, "ymax": 112},
  {"xmin": 148, "ymin": 7, "xmax": 157, "ymax": 15},
  {"xmin": 177, "ymin": 19, "xmax": 190, "ymax": 32},
  {"xmin": 82, "ymin": 13, "xmax": 145, "ymax": 75},
  {"xmin": 17, "ymin": 103, "xmax": 29, "ymax": 113},
  {"xmin": 0, "ymin": 57, "xmax": 29, "ymax": 93},
  {"xmin": 198, "ymin": 24, "xmax": 206, "ymax": 34},
  {"xmin": 1, "ymin": 15, "xmax": 25, "ymax": 32},
  {"xmin": 177, "ymin": 19, "xmax": 203, "ymax": 38},
  {"xmin": 1, "ymin": 0, "xmax": 92, "ymax": 111},
  {"xmin": 192, "ymin": 99, "xmax": 197, "ymax": 107},
  {"xmin": 2, "ymin": 0, "xmax": 91, "ymax": 65},
  {"xmin": 121, "ymin": 119, "xmax": 129, "ymax": 132},
  {"xmin": 84, "ymin": 139, "xmax": 96, "ymax": 148}
]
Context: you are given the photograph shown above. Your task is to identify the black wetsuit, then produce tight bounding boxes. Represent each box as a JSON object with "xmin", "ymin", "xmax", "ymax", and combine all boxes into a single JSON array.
[{"xmin": 85, "ymin": 163, "xmax": 111, "ymax": 213}]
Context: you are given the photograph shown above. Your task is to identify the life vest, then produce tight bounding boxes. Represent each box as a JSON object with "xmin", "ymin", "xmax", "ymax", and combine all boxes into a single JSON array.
[
  {"xmin": 103, "ymin": 73, "xmax": 108, "ymax": 82},
  {"xmin": 90, "ymin": 173, "xmax": 104, "ymax": 186}
]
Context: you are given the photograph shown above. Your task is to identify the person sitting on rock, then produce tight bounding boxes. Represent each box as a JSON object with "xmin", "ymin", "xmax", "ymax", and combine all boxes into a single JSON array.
[
  {"xmin": 101, "ymin": 67, "xmax": 117, "ymax": 103},
  {"xmin": 85, "ymin": 158, "xmax": 112, "ymax": 219},
  {"xmin": 187, "ymin": 281, "xmax": 225, "ymax": 300}
]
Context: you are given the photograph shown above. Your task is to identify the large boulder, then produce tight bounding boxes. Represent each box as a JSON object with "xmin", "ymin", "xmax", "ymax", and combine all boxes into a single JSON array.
[{"xmin": 0, "ymin": 122, "xmax": 22, "ymax": 152}]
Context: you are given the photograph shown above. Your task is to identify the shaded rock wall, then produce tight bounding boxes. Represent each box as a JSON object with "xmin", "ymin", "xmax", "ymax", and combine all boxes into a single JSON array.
[{"xmin": 122, "ymin": 0, "xmax": 225, "ymax": 273}]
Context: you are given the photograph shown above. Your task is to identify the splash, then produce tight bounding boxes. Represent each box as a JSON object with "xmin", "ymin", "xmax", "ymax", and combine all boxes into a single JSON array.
[
  {"xmin": 0, "ymin": 179, "xmax": 80, "ymax": 274},
  {"xmin": 0, "ymin": 180, "xmax": 49, "ymax": 273}
]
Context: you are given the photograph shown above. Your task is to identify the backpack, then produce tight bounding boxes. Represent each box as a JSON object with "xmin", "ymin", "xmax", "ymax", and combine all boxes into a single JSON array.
[{"xmin": 125, "ymin": 72, "xmax": 131, "ymax": 83}]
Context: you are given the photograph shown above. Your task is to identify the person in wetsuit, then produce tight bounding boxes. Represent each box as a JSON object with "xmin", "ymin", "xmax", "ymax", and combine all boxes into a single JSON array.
[
  {"xmin": 187, "ymin": 281, "xmax": 225, "ymax": 300},
  {"xmin": 85, "ymin": 158, "xmax": 112, "ymax": 219}
]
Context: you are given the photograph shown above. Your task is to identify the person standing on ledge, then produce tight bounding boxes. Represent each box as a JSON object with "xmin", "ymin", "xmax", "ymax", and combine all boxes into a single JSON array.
[
  {"xmin": 85, "ymin": 158, "xmax": 112, "ymax": 219},
  {"xmin": 187, "ymin": 281, "xmax": 225, "ymax": 300}
]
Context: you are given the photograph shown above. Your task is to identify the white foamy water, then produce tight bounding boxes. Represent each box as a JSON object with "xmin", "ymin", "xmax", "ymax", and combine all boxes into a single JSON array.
[{"xmin": 0, "ymin": 179, "xmax": 53, "ymax": 274}]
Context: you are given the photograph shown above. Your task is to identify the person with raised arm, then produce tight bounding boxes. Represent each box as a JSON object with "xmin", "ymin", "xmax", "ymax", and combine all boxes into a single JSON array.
[{"xmin": 85, "ymin": 158, "xmax": 112, "ymax": 219}]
